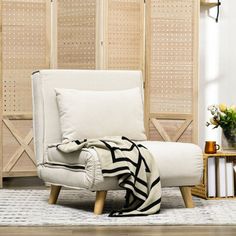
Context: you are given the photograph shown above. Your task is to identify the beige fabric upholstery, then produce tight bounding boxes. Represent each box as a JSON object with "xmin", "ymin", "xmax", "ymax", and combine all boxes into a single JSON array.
[
  {"xmin": 55, "ymin": 87, "xmax": 146, "ymax": 141},
  {"xmin": 32, "ymin": 69, "xmax": 203, "ymax": 191},
  {"xmin": 32, "ymin": 70, "xmax": 143, "ymax": 166},
  {"xmin": 42, "ymin": 141, "xmax": 202, "ymax": 189}
]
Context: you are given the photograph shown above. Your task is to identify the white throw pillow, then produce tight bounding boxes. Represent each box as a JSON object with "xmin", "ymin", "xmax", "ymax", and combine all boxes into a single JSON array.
[{"xmin": 55, "ymin": 87, "xmax": 147, "ymax": 141}]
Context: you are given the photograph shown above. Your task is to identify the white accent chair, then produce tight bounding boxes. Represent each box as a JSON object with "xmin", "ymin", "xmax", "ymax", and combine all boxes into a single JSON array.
[{"xmin": 32, "ymin": 70, "xmax": 203, "ymax": 214}]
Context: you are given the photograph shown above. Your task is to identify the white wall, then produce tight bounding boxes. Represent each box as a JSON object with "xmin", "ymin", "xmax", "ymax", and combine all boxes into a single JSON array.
[{"xmin": 199, "ymin": 0, "xmax": 236, "ymax": 149}]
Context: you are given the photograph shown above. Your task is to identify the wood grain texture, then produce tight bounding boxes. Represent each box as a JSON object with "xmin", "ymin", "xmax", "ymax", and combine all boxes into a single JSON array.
[
  {"xmin": 151, "ymin": 118, "xmax": 172, "ymax": 142},
  {"xmin": 192, "ymin": 153, "xmax": 236, "ymax": 200},
  {"xmin": 3, "ymin": 119, "xmax": 35, "ymax": 169},
  {"xmin": 46, "ymin": 0, "xmax": 51, "ymax": 68},
  {"xmin": 104, "ymin": 0, "xmax": 144, "ymax": 71},
  {"xmin": 48, "ymin": 185, "xmax": 62, "ymax": 204},
  {"xmin": 0, "ymin": 226, "xmax": 236, "ymax": 236},
  {"xmin": 95, "ymin": 0, "xmax": 105, "ymax": 69},
  {"xmin": 2, "ymin": 0, "xmax": 49, "ymax": 114},
  {"xmin": 144, "ymin": 0, "xmax": 151, "ymax": 138},
  {"xmin": 94, "ymin": 191, "xmax": 107, "ymax": 215},
  {"xmin": 192, "ymin": 0, "xmax": 200, "ymax": 144},
  {"xmin": 146, "ymin": 0, "xmax": 199, "ymax": 143},
  {"xmin": 1, "ymin": 0, "xmax": 50, "ymax": 182},
  {"xmin": 51, "ymin": 0, "xmax": 58, "ymax": 68},
  {"xmin": 150, "ymin": 118, "xmax": 193, "ymax": 143},
  {"xmin": 201, "ymin": 0, "xmax": 219, "ymax": 8},
  {"xmin": 180, "ymin": 186, "xmax": 195, "ymax": 208},
  {"xmin": 2, "ymin": 119, "xmax": 36, "ymax": 177},
  {"xmin": 56, "ymin": 0, "xmax": 97, "ymax": 69},
  {"xmin": 3, "ymin": 113, "xmax": 33, "ymax": 120},
  {"xmin": 0, "ymin": 0, "xmax": 3, "ymax": 188}
]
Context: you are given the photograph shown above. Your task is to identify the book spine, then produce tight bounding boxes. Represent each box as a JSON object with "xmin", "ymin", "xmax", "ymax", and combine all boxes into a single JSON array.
[
  {"xmin": 216, "ymin": 157, "xmax": 226, "ymax": 197},
  {"xmin": 207, "ymin": 157, "xmax": 216, "ymax": 197},
  {"xmin": 226, "ymin": 160, "xmax": 234, "ymax": 197}
]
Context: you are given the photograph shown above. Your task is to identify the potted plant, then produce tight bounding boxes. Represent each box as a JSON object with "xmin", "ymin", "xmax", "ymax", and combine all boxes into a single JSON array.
[{"xmin": 206, "ymin": 104, "xmax": 236, "ymax": 150}]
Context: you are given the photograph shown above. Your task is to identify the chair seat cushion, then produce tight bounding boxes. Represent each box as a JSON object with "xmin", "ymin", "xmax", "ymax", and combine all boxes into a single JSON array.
[
  {"xmin": 42, "ymin": 141, "xmax": 203, "ymax": 189},
  {"xmin": 137, "ymin": 141, "xmax": 203, "ymax": 186}
]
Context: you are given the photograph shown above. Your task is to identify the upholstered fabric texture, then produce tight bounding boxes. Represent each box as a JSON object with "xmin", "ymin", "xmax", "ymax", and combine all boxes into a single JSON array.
[
  {"xmin": 55, "ymin": 87, "xmax": 146, "ymax": 141},
  {"xmin": 32, "ymin": 70, "xmax": 143, "ymax": 166},
  {"xmin": 32, "ymin": 70, "xmax": 203, "ymax": 193},
  {"xmin": 43, "ymin": 141, "xmax": 203, "ymax": 189}
]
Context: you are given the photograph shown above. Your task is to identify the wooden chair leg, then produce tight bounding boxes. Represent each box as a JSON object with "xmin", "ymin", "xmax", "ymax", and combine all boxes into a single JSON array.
[
  {"xmin": 94, "ymin": 191, "xmax": 107, "ymax": 215},
  {"xmin": 48, "ymin": 185, "xmax": 61, "ymax": 204},
  {"xmin": 179, "ymin": 186, "xmax": 195, "ymax": 208}
]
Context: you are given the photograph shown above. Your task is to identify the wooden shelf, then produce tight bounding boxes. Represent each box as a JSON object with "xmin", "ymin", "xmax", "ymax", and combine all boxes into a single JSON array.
[
  {"xmin": 192, "ymin": 152, "xmax": 236, "ymax": 200},
  {"xmin": 205, "ymin": 152, "xmax": 236, "ymax": 157},
  {"xmin": 201, "ymin": 1, "xmax": 219, "ymax": 8}
]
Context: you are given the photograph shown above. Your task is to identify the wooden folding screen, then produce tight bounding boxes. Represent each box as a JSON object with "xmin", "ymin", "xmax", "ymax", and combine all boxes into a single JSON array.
[
  {"xmin": 145, "ymin": 0, "xmax": 199, "ymax": 143},
  {"xmin": 52, "ymin": 0, "xmax": 97, "ymax": 69},
  {"xmin": 0, "ymin": 0, "xmax": 199, "ymax": 186},
  {"xmin": 103, "ymin": 0, "xmax": 144, "ymax": 71},
  {"xmin": 52, "ymin": 0, "xmax": 144, "ymax": 71},
  {"xmin": 0, "ymin": 2, "xmax": 2, "ymax": 186},
  {"xmin": 0, "ymin": 0, "xmax": 50, "ymax": 186}
]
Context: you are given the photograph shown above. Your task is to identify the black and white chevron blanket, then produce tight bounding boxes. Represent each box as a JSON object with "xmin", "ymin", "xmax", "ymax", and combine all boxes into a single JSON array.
[{"xmin": 56, "ymin": 136, "xmax": 161, "ymax": 217}]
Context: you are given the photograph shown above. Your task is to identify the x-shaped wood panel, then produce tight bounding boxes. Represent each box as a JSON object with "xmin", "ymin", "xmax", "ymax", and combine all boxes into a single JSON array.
[
  {"xmin": 3, "ymin": 118, "xmax": 36, "ymax": 172},
  {"xmin": 151, "ymin": 118, "xmax": 193, "ymax": 142}
]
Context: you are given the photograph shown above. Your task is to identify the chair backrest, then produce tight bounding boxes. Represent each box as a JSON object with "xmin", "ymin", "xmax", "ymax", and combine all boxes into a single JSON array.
[{"xmin": 32, "ymin": 69, "xmax": 143, "ymax": 165}]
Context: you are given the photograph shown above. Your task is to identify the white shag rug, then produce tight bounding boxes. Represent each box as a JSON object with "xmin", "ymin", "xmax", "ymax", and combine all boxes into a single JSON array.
[{"xmin": 0, "ymin": 188, "xmax": 236, "ymax": 226}]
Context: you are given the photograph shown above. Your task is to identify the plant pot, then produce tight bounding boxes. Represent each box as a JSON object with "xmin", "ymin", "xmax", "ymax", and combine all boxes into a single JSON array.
[{"xmin": 222, "ymin": 129, "xmax": 236, "ymax": 151}]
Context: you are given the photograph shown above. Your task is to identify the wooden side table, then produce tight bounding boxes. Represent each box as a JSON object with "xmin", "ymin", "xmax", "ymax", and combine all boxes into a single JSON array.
[{"xmin": 192, "ymin": 152, "xmax": 236, "ymax": 199}]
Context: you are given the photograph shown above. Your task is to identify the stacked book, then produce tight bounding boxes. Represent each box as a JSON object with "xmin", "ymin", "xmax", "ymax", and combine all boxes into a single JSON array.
[{"xmin": 207, "ymin": 156, "xmax": 236, "ymax": 197}]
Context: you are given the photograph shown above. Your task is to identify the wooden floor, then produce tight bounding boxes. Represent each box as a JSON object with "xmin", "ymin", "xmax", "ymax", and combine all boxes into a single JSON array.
[
  {"xmin": 0, "ymin": 226, "xmax": 236, "ymax": 236},
  {"xmin": 1, "ymin": 177, "xmax": 236, "ymax": 236}
]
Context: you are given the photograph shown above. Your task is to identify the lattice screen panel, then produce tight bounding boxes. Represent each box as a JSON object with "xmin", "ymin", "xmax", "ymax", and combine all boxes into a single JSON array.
[
  {"xmin": 57, "ymin": 0, "xmax": 97, "ymax": 69},
  {"xmin": 149, "ymin": 121, "xmax": 193, "ymax": 143},
  {"xmin": 146, "ymin": 0, "xmax": 198, "ymax": 142},
  {"xmin": 2, "ymin": 120, "xmax": 35, "ymax": 174},
  {"xmin": 2, "ymin": 0, "xmax": 49, "ymax": 113},
  {"xmin": 1, "ymin": 0, "xmax": 50, "ymax": 180},
  {"xmin": 0, "ymin": 0, "xmax": 2, "ymax": 186},
  {"xmin": 105, "ymin": 0, "xmax": 144, "ymax": 70}
]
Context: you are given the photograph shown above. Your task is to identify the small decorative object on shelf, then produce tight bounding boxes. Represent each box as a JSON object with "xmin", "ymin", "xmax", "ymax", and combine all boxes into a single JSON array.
[
  {"xmin": 192, "ymin": 152, "xmax": 236, "ymax": 199},
  {"xmin": 204, "ymin": 141, "xmax": 220, "ymax": 154},
  {"xmin": 206, "ymin": 104, "xmax": 236, "ymax": 151},
  {"xmin": 200, "ymin": 0, "xmax": 221, "ymax": 23}
]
